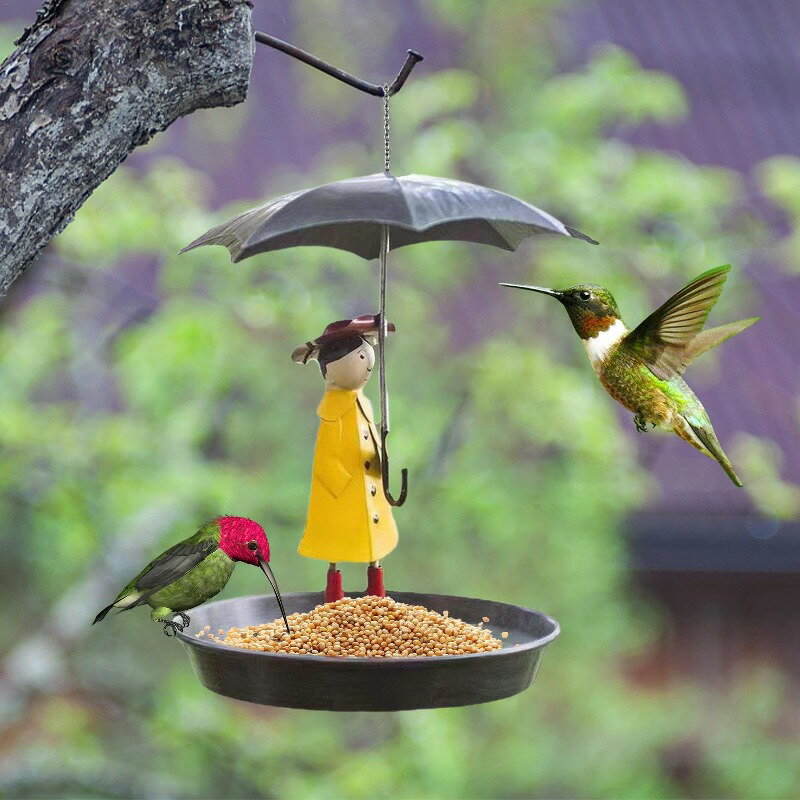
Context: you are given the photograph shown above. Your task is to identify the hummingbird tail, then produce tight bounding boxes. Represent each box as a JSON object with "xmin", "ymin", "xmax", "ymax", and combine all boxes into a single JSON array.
[
  {"xmin": 93, "ymin": 603, "xmax": 115, "ymax": 625},
  {"xmin": 687, "ymin": 420, "xmax": 744, "ymax": 487}
]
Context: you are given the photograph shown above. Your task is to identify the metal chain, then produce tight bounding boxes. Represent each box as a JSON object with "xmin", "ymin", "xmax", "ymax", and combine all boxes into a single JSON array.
[{"xmin": 383, "ymin": 84, "xmax": 391, "ymax": 174}]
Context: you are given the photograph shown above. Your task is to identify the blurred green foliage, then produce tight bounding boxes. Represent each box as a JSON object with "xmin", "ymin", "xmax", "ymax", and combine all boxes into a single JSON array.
[{"xmin": 0, "ymin": 1, "xmax": 798, "ymax": 798}]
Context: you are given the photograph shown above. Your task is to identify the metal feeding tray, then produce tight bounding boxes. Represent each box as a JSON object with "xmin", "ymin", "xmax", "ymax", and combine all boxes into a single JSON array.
[{"xmin": 177, "ymin": 591, "xmax": 559, "ymax": 711}]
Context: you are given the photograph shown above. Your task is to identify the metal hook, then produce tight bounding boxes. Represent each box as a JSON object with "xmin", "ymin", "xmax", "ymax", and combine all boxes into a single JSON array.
[
  {"xmin": 381, "ymin": 430, "xmax": 408, "ymax": 507},
  {"xmin": 255, "ymin": 32, "xmax": 423, "ymax": 97},
  {"xmin": 377, "ymin": 226, "xmax": 408, "ymax": 507}
]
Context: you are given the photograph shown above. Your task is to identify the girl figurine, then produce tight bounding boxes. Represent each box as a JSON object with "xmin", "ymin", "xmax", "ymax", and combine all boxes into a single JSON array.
[{"xmin": 292, "ymin": 315, "xmax": 399, "ymax": 602}]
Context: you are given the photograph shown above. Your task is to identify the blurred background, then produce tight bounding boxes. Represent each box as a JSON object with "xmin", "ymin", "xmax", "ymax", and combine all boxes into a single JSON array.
[{"xmin": 1, "ymin": 0, "xmax": 799, "ymax": 797}]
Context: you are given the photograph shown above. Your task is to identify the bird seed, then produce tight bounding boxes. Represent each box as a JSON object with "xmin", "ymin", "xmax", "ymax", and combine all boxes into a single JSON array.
[{"xmin": 208, "ymin": 595, "xmax": 504, "ymax": 658}]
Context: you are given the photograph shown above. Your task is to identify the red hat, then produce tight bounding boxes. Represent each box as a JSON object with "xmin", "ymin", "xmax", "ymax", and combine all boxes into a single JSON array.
[{"xmin": 291, "ymin": 314, "xmax": 396, "ymax": 364}]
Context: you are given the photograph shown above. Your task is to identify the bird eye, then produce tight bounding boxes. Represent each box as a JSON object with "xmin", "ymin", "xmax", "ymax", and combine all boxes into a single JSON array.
[
  {"xmin": 247, "ymin": 541, "xmax": 258, "ymax": 551},
  {"xmin": 359, "ymin": 353, "xmax": 365, "ymax": 359},
  {"xmin": 579, "ymin": 290, "xmax": 591, "ymax": 301}
]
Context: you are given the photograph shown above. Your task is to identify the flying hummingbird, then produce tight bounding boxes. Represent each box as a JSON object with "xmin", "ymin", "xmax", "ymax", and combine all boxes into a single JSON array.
[
  {"xmin": 501, "ymin": 265, "xmax": 758, "ymax": 487},
  {"xmin": 93, "ymin": 516, "xmax": 290, "ymax": 635}
]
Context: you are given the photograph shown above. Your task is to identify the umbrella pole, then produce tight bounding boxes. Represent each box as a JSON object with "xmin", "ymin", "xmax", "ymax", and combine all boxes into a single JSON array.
[{"xmin": 378, "ymin": 224, "xmax": 408, "ymax": 507}]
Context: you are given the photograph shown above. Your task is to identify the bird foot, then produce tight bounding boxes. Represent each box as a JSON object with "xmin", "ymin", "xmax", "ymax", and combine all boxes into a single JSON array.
[
  {"xmin": 633, "ymin": 412, "xmax": 648, "ymax": 433},
  {"xmin": 162, "ymin": 614, "xmax": 189, "ymax": 637}
]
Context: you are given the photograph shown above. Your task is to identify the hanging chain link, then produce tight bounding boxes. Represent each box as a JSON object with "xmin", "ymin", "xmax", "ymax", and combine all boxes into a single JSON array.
[{"xmin": 383, "ymin": 84, "xmax": 391, "ymax": 174}]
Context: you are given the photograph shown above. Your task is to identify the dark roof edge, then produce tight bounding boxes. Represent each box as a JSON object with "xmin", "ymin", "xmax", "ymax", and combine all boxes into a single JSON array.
[{"xmin": 626, "ymin": 513, "xmax": 800, "ymax": 573}]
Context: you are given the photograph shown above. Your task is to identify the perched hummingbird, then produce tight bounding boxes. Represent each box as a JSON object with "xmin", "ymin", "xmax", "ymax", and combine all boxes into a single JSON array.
[
  {"xmin": 93, "ymin": 516, "xmax": 290, "ymax": 635},
  {"xmin": 501, "ymin": 265, "xmax": 758, "ymax": 486}
]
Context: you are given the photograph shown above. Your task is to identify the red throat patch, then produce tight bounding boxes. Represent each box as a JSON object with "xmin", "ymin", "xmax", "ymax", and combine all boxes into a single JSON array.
[{"xmin": 581, "ymin": 315, "xmax": 618, "ymax": 338}]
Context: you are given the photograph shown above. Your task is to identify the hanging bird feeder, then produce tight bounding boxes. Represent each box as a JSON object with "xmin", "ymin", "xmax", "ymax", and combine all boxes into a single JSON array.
[
  {"xmin": 179, "ymin": 591, "xmax": 559, "ymax": 711},
  {"xmin": 178, "ymin": 32, "xmax": 586, "ymax": 709}
]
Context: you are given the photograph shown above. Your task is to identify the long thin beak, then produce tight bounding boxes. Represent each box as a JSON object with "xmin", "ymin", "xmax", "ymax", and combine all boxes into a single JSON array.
[
  {"xmin": 259, "ymin": 558, "xmax": 291, "ymax": 634},
  {"xmin": 499, "ymin": 282, "xmax": 563, "ymax": 298}
]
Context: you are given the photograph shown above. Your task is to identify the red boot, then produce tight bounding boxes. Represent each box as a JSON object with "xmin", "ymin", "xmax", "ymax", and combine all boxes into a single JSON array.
[
  {"xmin": 324, "ymin": 568, "xmax": 343, "ymax": 603},
  {"xmin": 366, "ymin": 565, "xmax": 386, "ymax": 597}
]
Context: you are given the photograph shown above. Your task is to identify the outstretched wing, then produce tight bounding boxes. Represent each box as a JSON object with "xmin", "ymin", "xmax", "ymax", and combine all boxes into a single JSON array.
[
  {"xmin": 131, "ymin": 537, "xmax": 217, "ymax": 597},
  {"xmin": 627, "ymin": 265, "xmax": 735, "ymax": 380},
  {"xmin": 678, "ymin": 317, "xmax": 759, "ymax": 363}
]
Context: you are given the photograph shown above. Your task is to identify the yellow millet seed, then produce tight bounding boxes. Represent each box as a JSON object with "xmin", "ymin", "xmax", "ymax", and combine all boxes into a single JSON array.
[{"xmin": 209, "ymin": 596, "xmax": 504, "ymax": 658}]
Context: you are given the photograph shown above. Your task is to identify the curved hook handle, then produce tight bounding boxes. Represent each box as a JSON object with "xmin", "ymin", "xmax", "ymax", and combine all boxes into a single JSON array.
[{"xmin": 381, "ymin": 430, "xmax": 408, "ymax": 507}]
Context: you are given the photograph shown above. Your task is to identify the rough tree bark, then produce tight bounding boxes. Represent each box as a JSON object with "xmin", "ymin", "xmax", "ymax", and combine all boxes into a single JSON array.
[{"xmin": 0, "ymin": 0, "xmax": 254, "ymax": 296}]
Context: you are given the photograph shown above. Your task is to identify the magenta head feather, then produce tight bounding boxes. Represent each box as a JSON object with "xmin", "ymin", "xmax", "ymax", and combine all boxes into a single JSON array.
[{"xmin": 217, "ymin": 516, "xmax": 270, "ymax": 564}]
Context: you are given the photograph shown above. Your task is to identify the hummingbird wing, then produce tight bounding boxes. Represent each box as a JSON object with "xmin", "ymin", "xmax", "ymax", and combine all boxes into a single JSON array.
[
  {"xmin": 132, "ymin": 537, "xmax": 217, "ymax": 596},
  {"xmin": 627, "ymin": 265, "xmax": 737, "ymax": 380},
  {"xmin": 94, "ymin": 525, "xmax": 221, "ymax": 624},
  {"xmin": 679, "ymin": 318, "xmax": 759, "ymax": 363}
]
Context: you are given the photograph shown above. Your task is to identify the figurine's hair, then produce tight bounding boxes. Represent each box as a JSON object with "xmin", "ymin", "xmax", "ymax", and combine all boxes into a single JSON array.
[{"xmin": 318, "ymin": 334, "xmax": 367, "ymax": 377}]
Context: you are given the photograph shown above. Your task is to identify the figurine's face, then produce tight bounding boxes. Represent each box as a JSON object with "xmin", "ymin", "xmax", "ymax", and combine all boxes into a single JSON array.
[{"xmin": 324, "ymin": 340, "xmax": 375, "ymax": 390}]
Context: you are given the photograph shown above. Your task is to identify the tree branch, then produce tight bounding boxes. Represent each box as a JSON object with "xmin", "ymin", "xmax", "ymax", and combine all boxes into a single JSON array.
[{"xmin": 0, "ymin": 0, "xmax": 254, "ymax": 296}]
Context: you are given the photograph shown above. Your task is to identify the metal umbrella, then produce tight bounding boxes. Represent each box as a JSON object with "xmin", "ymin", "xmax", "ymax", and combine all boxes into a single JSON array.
[
  {"xmin": 180, "ymin": 172, "xmax": 596, "ymax": 262},
  {"xmin": 181, "ymin": 107, "xmax": 597, "ymax": 508}
]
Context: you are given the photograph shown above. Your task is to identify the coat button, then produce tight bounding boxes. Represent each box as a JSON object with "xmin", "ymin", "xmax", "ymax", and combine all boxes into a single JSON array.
[
  {"xmin": 370, "ymin": 485, "xmax": 377, "ymax": 496},
  {"xmin": 373, "ymin": 513, "xmax": 380, "ymax": 523},
  {"xmin": 364, "ymin": 461, "xmax": 371, "ymax": 470}
]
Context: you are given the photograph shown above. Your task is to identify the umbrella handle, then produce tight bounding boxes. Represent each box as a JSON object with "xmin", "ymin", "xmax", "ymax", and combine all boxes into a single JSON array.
[
  {"xmin": 377, "ymin": 318, "xmax": 409, "ymax": 508},
  {"xmin": 380, "ymin": 430, "xmax": 408, "ymax": 507}
]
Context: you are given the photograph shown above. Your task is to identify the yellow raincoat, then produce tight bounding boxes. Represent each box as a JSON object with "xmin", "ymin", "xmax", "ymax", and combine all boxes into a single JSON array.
[{"xmin": 298, "ymin": 388, "xmax": 398, "ymax": 563}]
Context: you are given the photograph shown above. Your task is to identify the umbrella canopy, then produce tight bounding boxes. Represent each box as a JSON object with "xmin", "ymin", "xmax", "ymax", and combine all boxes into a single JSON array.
[{"xmin": 181, "ymin": 172, "xmax": 597, "ymax": 262}]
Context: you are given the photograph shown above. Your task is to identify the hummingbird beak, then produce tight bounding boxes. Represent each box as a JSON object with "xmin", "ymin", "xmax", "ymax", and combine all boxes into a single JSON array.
[
  {"xmin": 258, "ymin": 557, "xmax": 291, "ymax": 634},
  {"xmin": 499, "ymin": 282, "xmax": 563, "ymax": 299}
]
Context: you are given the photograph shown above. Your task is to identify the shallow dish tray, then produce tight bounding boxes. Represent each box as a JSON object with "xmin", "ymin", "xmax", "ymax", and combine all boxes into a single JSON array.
[{"xmin": 178, "ymin": 591, "xmax": 559, "ymax": 711}]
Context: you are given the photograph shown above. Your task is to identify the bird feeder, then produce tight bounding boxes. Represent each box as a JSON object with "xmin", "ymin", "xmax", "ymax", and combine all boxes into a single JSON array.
[
  {"xmin": 178, "ymin": 32, "xmax": 588, "ymax": 709},
  {"xmin": 179, "ymin": 592, "xmax": 558, "ymax": 711}
]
